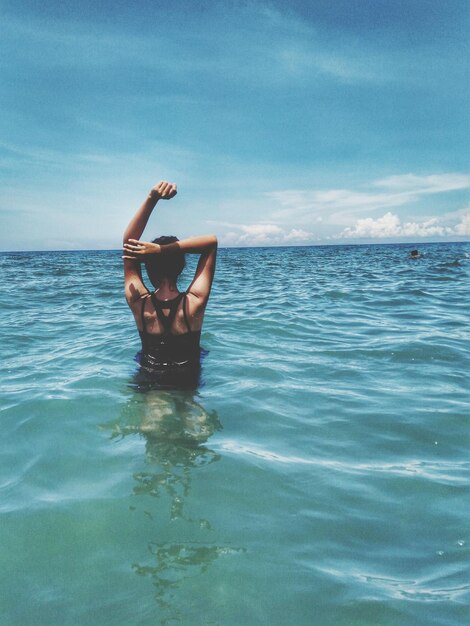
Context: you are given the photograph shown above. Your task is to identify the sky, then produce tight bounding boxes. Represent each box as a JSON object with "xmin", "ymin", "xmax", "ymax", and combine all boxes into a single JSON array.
[{"xmin": 1, "ymin": 0, "xmax": 469, "ymax": 250}]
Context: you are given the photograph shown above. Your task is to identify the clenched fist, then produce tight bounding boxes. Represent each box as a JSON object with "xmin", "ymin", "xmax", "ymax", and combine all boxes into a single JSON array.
[{"xmin": 149, "ymin": 181, "xmax": 177, "ymax": 201}]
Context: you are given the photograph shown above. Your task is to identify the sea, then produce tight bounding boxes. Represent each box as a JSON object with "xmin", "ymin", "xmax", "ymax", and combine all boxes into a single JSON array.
[{"xmin": 0, "ymin": 242, "xmax": 469, "ymax": 626}]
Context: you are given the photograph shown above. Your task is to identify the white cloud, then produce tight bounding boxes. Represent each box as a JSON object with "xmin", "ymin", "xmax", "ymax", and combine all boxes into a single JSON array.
[
  {"xmin": 284, "ymin": 228, "xmax": 311, "ymax": 241},
  {"xmin": 215, "ymin": 173, "xmax": 470, "ymax": 246},
  {"xmin": 220, "ymin": 224, "xmax": 312, "ymax": 246},
  {"xmin": 267, "ymin": 172, "xmax": 470, "ymax": 226},
  {"xmin": 277, "ymin": 45, "xmax": 378, "ymax": 83},
  {"xmin": 374, "ymin": 173, "xmax": 470, "ymax": 193},
  {"xmin": 340, "ymin": 212, "xmax": 400, "ymax": 238},
  {"xmin": 338, "ymin": 211, "xmax": 470, "ymax": 239},
  {"xmin": 454, "ymin": 211, "xmax": 470, "ymax": 236}
]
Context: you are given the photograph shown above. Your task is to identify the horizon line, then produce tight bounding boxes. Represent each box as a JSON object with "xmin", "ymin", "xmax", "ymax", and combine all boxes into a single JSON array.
[{"xmin": 1, "ymin": 240, "xmax": 469, "ymax": 254}]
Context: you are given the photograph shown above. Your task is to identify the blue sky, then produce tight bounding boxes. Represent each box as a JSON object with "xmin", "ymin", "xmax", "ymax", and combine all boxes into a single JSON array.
[{"xmin": 1, "ymin": 0, "xmax": 469, "ymax": 250}]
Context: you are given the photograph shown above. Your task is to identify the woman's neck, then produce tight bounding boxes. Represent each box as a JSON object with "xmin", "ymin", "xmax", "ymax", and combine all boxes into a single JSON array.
[{"xmin": 153, "ymin": 278, "xmax": 179, "ymax": 299}]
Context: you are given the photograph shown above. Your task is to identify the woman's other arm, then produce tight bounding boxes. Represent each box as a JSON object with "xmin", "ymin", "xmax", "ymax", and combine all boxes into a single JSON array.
[{"xmin": 185, "ymin": 235, "xmax": 218, "ymax": 305}]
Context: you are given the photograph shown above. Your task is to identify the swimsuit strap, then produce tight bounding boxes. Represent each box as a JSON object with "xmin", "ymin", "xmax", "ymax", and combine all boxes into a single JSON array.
[
  {"xmin": 182, "ymin": 292, "xmax": 192, "ymax": 333},
  {"xmin": 139, "ymin": 289, "xmax": 153, "ymax": 335},
  {"xmin": 150, "ymin": 292, "xmax": 184, "ymax": 335},
  {"xmin": 140, "ymin": 296, "xmax": 148, "ymax": 335}
]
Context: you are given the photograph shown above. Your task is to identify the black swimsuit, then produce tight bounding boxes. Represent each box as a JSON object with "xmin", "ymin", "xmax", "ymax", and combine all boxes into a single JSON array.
[{"xmin": 137, "ymin": 291, "xmax": 202, "ymax": 387}]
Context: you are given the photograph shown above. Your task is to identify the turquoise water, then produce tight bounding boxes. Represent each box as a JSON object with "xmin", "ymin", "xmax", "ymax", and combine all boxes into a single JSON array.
[{"xmin": 1, "ymin": 243, "xmax": 469, "ymax": 626}]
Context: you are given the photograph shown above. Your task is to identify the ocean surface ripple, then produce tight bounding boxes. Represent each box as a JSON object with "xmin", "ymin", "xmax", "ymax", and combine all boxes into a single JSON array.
[{"xmin": 0, "ymin": 242, "xmax": 469, "ymax": 625}]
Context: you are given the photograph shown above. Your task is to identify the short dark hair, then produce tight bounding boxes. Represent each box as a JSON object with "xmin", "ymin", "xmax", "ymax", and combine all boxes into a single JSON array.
[{"xmin": 144, "ymin": 236, "xmax": 185, "ymax": 281}]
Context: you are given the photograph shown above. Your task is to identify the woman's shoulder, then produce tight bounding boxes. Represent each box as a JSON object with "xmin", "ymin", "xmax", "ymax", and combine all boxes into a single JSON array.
[{"xmin": 128, "ymin": 289, "xmax": 152, "ymax": 311}]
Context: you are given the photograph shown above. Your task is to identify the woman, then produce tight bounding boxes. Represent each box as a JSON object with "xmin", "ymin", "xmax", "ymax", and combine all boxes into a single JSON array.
[{"xmin": 122, "ymin": 181, "xmax": 217, "ymax": 387}]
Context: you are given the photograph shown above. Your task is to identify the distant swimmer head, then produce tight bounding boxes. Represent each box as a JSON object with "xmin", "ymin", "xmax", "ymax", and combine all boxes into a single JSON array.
[
  {"xmin": 145, "ymin": 236, "xmax": 186, "ymax": 285},
  {"xmin": 410, "ymin": 249, "xmax": 420, "ymax": 259}
]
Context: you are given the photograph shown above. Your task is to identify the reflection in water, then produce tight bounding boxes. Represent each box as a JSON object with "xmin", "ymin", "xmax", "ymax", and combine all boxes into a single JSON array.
[
  {"xmin": 120, "ymin": 390, "xmax": 223, "ymax": 523},
  {"xmin": 102, "ymin": 387, "xmax": 242, "ymax": 623},
  {"xmin": 133, "ymin": 542, "xmax": 243, "ymax": 620}
]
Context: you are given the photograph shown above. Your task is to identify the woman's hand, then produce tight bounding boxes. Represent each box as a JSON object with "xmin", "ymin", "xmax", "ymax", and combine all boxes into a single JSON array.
[
  {"xmin": 149, "ymin": 181, "xmax": 177, "ymax": 201},
  {"xmin": 122, "ymin": 239, "xmax": 161, "ymax": 260}
]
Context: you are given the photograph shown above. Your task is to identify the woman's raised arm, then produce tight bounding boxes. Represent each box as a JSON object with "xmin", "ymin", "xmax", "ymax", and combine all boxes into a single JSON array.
[
  {"xmin": 122, "ymin": 181, "xmax": 177, "ymax": 244},
  {"xmin": 122, "ymin": 181, "xmax": 177, "ymax": 304}
]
